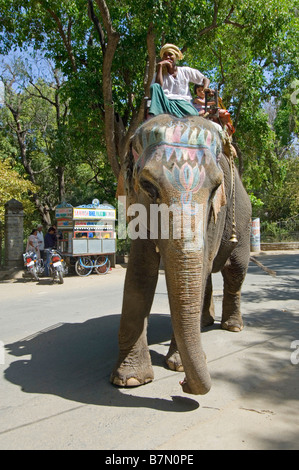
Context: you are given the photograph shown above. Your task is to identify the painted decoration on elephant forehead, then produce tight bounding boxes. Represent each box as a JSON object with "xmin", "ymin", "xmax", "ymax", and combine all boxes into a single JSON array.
[
  {"xmin": 163, "ymin": 162, "xmax": 206, "ymax": 210},
  {"xmin": 134, "ymin": 121, "xmax": 222, "ymax": 165},
  {"xmin": 164, "ymin": 163, "xmax": 205, "ymax": 198},
  {"xmin": 133, "ymin": 120, "xmax": 222, "ymax": 210}
]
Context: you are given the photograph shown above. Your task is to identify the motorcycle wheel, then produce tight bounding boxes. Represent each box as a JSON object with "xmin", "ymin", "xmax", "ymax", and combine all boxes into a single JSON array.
[
  {"xmin": 49, "ymin": 266, "xmax": 56, "ymax": 284},
  {"xmin": 62, "ymin": 261, "xmax": 68, "ymax": 276},
  {"xmin": 31, "ymin": 266, "xmax": 39, "ymax": 281},
  {"xmin": 58, "ymin": 270, "xmax": 64, "ymax": 284}
]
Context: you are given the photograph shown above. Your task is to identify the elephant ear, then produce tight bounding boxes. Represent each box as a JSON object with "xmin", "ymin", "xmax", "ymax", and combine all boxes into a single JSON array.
[
  {"xmin": 212, "ymin": 179, "xmax": 226, "ymax": 222},
  {"xmin": 115, "ymin": 144, "xmax": 139, "ymax": 223}
]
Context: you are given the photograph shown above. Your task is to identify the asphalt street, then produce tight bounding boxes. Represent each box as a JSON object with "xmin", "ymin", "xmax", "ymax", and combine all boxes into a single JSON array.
[{"xmin": 0, "ymin": 252, "xmax": 298, "ymax": 450}]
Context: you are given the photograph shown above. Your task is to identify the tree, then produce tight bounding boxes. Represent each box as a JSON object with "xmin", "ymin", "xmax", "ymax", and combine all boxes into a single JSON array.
[
  {"xmin": 0, "ymin": 56, "xmax": 116, "ymax": 225},
  {"xmin": 0, "ymin": 0, "xmax": 298, "ymax": 224},
  {"xmin": 0, "ymin": 158, "xmax": 37, "ymax": 226},
  {"xmin": 0, "ymin": 62, "xmax": 52, "ymax": 224}
]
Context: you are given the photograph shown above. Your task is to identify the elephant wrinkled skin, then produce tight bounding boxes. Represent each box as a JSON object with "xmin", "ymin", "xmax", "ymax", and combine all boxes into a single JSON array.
[{"xmin": 111, "ymin": 115, "xmax": 252, "ymax": 395}]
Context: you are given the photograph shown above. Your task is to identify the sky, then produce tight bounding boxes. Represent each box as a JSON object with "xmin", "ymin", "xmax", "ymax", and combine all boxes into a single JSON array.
[{"xmin": 0, "ymin": 46, "xmax": 56, "ymax": 94}]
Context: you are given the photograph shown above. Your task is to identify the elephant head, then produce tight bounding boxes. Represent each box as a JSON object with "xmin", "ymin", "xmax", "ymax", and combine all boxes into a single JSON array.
[{"xmin": 124, "ymin": 114, "xmax": 227, "ymax": 394}]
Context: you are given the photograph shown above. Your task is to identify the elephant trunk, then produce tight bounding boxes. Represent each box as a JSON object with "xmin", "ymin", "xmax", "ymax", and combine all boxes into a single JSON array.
[{"xmin": 162, "ymin": 245, "xmax": 211, "ymax": 395}]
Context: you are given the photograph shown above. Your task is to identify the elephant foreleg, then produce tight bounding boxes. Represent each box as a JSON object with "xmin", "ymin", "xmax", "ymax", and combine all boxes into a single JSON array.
[
  {"xmin": 110, "ymin": 238, "xmax": 160, "ymax": 387},
  {"xmin": 221, "ymin": 252, "xmax": 248, "ymax": 332},
  {"xmin": 202, "ymin": 274, "xmax": 215, "ymax": 327}
]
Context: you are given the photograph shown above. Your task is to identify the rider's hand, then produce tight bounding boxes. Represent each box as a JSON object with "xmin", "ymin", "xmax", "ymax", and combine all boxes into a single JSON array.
[{"xmin": 157, "ymin": 59, "xmax": 172, "ymax": 68}]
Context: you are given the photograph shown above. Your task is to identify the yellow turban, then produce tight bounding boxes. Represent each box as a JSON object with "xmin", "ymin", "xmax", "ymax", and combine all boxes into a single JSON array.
[{"xmin": 160, "ymin": 44, "xmax": 184, "ymax": 61}]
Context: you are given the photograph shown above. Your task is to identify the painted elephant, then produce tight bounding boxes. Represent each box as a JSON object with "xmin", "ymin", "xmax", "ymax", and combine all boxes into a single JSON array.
[{"xmin": 111, "ymin": 114, "xmax": 252, "ymax": 395}]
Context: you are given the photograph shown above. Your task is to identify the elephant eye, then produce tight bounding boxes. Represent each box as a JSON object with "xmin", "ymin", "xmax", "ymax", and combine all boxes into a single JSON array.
[{"xmin": 139, "ymin": 178, "xmax": 160, "ymax": 200}]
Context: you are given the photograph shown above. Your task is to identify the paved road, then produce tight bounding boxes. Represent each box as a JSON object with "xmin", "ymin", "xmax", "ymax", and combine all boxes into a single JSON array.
[{"xmin": 0, "ymin": 252, "xmax": 298, "ymax": 450}]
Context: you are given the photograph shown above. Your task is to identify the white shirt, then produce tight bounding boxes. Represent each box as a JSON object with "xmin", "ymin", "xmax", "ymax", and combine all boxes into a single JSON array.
[
  {"xmin": 36, "ymin": 230, "xmax": 44, "ymax": 251},
  {"xmin": 26, "ymin": 234, "xmax": 39, "ymax": 252},
  {"xmin": 153, "ymin": 66, "xmax": 205, "ymax": 102}
]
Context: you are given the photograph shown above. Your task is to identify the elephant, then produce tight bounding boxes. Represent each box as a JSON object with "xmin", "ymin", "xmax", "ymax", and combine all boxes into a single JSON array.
[{"xmin": 111, "ymin": 114, "xmax": 252, "ymax": 395}]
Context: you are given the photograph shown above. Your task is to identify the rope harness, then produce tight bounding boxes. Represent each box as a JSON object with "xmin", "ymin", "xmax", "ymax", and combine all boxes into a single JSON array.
[{"xmin": 204, "ymin": 89, "xmax": 238, "ymax": 243}]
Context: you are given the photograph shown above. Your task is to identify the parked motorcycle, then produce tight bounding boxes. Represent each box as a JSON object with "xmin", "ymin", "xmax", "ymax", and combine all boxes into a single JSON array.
[
  {"xmin": 46, "ymin": 248, "xmax": 68, "ymax": 284},
  {"xmin": 23, "ymin": 251, "xmax": 44, "ymax": 281}
]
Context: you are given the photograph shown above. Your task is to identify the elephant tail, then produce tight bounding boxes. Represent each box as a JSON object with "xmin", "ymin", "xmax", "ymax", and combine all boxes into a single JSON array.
[{"xmin": 250, "ymin": 256, "xmax": 276, "ymax": 277}]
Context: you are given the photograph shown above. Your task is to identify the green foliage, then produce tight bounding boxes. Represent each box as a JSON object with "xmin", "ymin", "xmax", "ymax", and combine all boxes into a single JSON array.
[
  {"xmin": 261, "ymin": 219, "xmax": 299, "ymax": 242},
  {"xmin": 0, "ymin": 55, "xmax": 116, "ymax": 225},
  {"xmin": 0, "ymin": 158, "xmax": 37, "ymax": 228},
  {"xmin": 249, "ymin": 193, "xmax": 264, "ymax": 217},
  {"xmin": 0, "ymin": 0, "xmax": 298, "ymax": 232},
  {"xmin": 274, "ymin": 82, "xmax": 299, "ymax": 146},
  {"xmin": 116, "ymin": 235, "xmax": 131, "ymax": 255},
  {"xmin": 65, "ymin": 158, "xmax": 117, "ymax": 208}
]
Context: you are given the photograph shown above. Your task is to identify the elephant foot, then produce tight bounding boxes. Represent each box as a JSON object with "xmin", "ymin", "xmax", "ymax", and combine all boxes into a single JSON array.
[
  {"xmin": 110, "ymin": 349, "xmax": 154, "ymax": 388},
  {"xmin": 221, "ymin": 317, "xmax": 243, "ymax": 332},
  {"xmin": 165, "ymin": 335, "xmax": 184, "ymax": 372},
  {"xmin": 165, "ymin": 350, "xmax": 184, "ymax": 372},
  {"xmin": 111, "ymin": 374, "xmax": 153, "ymax": 388},
  {"xmin": 201, "ymin": 314, "xmax": 215, "ymax": 328}
]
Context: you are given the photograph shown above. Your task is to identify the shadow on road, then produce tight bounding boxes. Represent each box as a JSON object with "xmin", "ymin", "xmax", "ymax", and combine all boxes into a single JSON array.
[
  {"xmin": 3, "ymin": 253, "xmax": 299, "ymax": 416},
  {"xmin": 4, "ymin": 313, "xmax": 199, "ymax": 412}
]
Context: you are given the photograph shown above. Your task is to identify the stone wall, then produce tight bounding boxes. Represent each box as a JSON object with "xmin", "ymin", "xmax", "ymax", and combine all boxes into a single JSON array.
[
  {"xmin": 4, "ymin": 199, "xmax": 24, "ymax": 268},
  {"xmin": 261, "ymin": 242, "xmax": 299, "ymax": 251}
]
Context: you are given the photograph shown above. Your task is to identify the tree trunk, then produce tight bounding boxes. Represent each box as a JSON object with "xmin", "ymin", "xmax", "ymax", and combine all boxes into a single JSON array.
[{"xmin": 57, "ymin": 165, "xmax": 65, "ymax": 203}]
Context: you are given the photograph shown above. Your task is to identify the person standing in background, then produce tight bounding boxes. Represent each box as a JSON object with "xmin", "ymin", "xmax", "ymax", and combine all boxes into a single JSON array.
[
  {"xmin": 26, "ymin": 229, "xmax": 40, "ymax": 259},
  {"xmin": 44, "ymin": 227, "xmax": 56, "ymax": 276},
  {"xmin": 36, "ymin": 224, "xmax": 45, "ymax": 260}
]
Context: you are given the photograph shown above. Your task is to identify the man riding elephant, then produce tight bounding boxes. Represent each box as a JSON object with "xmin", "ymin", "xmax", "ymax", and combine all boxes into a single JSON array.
[
  {"xmin": 147, "ymin": 43, "xmax": 236, "ymax": 159},
  {"xmin": 148, "ymin": 43, "xmax": 210, "ymax": 119}
]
